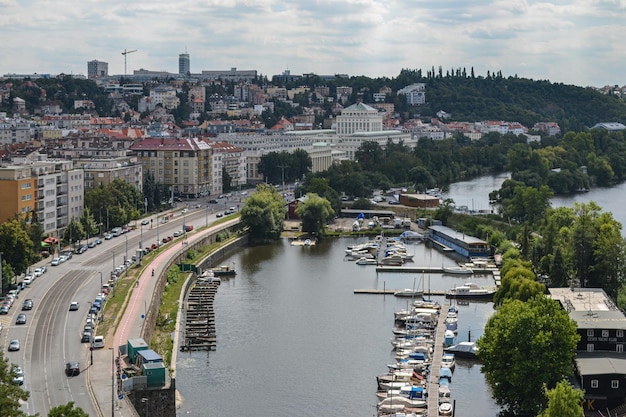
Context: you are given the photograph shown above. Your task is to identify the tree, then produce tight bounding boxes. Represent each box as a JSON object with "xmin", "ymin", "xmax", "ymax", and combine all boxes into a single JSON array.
[
  {"xmin": 240, "ymin": 184, "xmax": 287, "ymax": 240},
  {"xmin": 0, "ymin": 351, "xmax": 30, "ymax": 416},
  {"xmin": 295, "ymin": 193, "xmax": 335, "ymax": 236},
  {"xmin": 0, "ymin": 219, "xmax": 36, "ymax": 276},
  {"xmin": 63, "ymin": 217, "xmax": 85, "ymax": 247},
  {"xmin": 537, "ymin": 380, "xmax": 584, "ymax": 417},
  {"xmin": 477, "ymin": 296, "xmax": 579, "ymax": 416},
  {"xmin": 48, "ymin": 401, "xmax": 89, "ymax": 417}
]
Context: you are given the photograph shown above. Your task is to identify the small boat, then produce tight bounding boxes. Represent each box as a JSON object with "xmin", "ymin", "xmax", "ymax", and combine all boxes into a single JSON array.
[
  {"xmin": 443, "ymin": 329, "xmax": 456, "ymax": 347},
  {"xmin": 356, "ymin": 257, "xmax": 377, "ymax": 265},
  {"xmin": 394, "ymin": 289, "xmax": 423, "ymax": 298},
  {"xmin": 291, "ymin": 238, "xmax": 316, "ymax": 246},
  {"xmin": 442, "ymin": 265, "xmax": 473, "ymax": 275},
  {"xmin": 439, "ymin": 366, "xmax": 453, "ymax": 381},
  {"xmin": 378, "ymin": 396, "xmax": 427, "ymax": 413},
  {"xmin": 380, "ymin": 253, "xmax": 405, "ymax": 266},
  {"xmin": 208, "ymin": 265, "xmax": 237, "ymax": 276},
  {"xmin": 438, "ymin": 401, "xmax": 453, "ymax": 416},
  {"xmin": 441, "ymin": 353, "xmax": 456, "ymax": 371},
  {"xmin": 445, "ymin": 282, "xmax": 496, "ymax": 300},
  {"xmin": 445, "ymin": 341, "xmax": 479, "ymax": 359}
]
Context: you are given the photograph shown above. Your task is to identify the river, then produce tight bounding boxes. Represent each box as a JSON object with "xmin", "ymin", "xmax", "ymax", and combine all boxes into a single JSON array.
[
  {"xmin": 175, "ymin": 238, "xmax": 501, "ymax": 417},
  {"xmin": 444, "ymin": 172, "xmax": 626, "ymax": 233},
  {"xmin": 174, "ymin": 174, "xmax": 626, "ymax": 416}
]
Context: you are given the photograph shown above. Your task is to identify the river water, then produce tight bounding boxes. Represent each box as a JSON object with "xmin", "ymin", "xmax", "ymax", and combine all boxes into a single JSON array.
[
  {"xmin": 175, "ymin": 238, "xmax": 501, "ymax": 417},
  {"xmin": 174, "ymin": 174, "xmax": 626, "ymax": 417}
]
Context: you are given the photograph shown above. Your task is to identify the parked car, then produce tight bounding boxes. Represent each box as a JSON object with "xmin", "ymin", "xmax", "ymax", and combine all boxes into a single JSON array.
[
  {"xmin": 92, "ymin": 335, "xmax": 105, "ymax": 348},
  {"xmin": 209, "ymin": 199, "xmax": 218, "ymax": 204},
  {"xmin": 216, "ymin": 212, "xmax": 223, "ymax": 218},
  {"xmin": 8, "ymin": 339, "xmax": 20, "ymax": 351},
  {"xmin": 104, "ymin": 234, "xmax": 113, "ymax": 240},
  {"xmin": 23, "ymin": 276, "xmax": 33, "ymax": 286},
  {"xmin": 51, "ymin": 258, "xmax": 61, "ymax": 266},
  {"xmin": 22, "ymin": 299, "xmax": 33, "ymax": 310},
  {"xmin": 74, "ymin": 245, "xmax": 87, "ymax": 254},
  {"xmin": 33, "ymin": 268, "xmax": 43, "ymax": 277},
  {"xmin": 69, "ymin": 301, "xmax": 80, "ymax": 311},
  {"xmin": 81, "ymin": 330, "xmax": 92, "ymax": 343},
  {"xmin": 88, "ymin": 241, "xmax": 97, "ymax": 248},
  {"xmin": 95, "ymin": 238, "xmax": 102, "ymax": 245},
  {"xmin": 388, "ymin": 199, "xmax": 401, "ymax": 205},
  {"xmin": 15, "ymin": 314, "xmax": 26, "ymax": 325},
  {"xmin": 65, "ymin": 362, "xmax": 80, "ymax": 377},
  {"xmin": 0, "ymin": 305, "xmax": 9, "ymax": 315},
  {"xmin": 141, "ymin": 219, "xmax": 150, "ymax": 225}
]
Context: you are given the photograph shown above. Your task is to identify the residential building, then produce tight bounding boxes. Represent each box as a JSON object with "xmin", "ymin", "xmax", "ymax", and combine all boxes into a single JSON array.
[
  {"xmin": 533, "ymin": 121, "xmax": 561, "ymax": 136},
  {"xmin": 149, "ymin": 86, "xmax": 180, "ymax": 110},
  {"xmin": 87, "ymin": 60, "xmax": 108, "ymax": 79},
  {"xmin": 200, "ymin": 68, "xmax": 257, "ymax": 82},
  {"xmin": 130, "ymin": 137, "xmax": 212, "ymax": 198},
  {"xmin": 208, "ymin": 141, "xmax": 245, "ymax": 191},
  {"xmin": 0, "ymin": 165, "xmax": 36, "ymax": 224},
  {"xmin": 0, "ymin": 121, "xmax": 32, "ymax": 144},
  {"xmin": 74, "ymin": 156, "xmax": 142, "ymax": 191},
  {"xmin": 397, "ymin": 83, "xmax": 426, "ymax": 106}
]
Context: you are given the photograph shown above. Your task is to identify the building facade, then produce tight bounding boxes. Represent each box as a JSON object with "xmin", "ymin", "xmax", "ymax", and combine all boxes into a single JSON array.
[
  {"xmin": 179, "ymin": 53, "xmax": 190, "ymax": 75},
  {"xmin": 335, "ymin": 102, "xmax": 383, "ymax": 136},
  {"xmin": 87, "ymin": 60, "xmax": 109, "ymax": 79}
]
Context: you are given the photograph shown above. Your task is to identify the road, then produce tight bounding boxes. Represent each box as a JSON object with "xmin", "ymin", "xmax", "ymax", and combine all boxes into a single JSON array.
[{"xmin": 0, "ymin": 197, "xmax": 240, "ymax": 416}]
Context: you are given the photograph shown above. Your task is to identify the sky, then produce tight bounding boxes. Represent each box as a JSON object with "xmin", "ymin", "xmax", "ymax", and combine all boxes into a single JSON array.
[{"xmin": 0, "ymin": 0, "xmax": 624, "ymax": 87}]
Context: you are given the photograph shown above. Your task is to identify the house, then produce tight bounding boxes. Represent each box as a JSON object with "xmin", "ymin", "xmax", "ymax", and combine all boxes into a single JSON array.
[{"xmin": 550, "ymin": 287, "xmax": 626, "ymax": 413}]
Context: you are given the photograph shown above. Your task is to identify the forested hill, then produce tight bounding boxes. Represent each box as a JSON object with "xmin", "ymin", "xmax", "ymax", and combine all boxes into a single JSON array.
[{"xmin": 412, "ymin": 74, "xmax": 626, "ymax": 132}]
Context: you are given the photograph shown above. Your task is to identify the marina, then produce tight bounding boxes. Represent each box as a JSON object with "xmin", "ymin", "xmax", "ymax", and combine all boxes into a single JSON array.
[
  {"xmin": 175, "ymin": 237, "xmax": 501, "ymax": 417},
  {"xmin": 180, "ymin": 280, "xmax": 218, "ymax": 351}
]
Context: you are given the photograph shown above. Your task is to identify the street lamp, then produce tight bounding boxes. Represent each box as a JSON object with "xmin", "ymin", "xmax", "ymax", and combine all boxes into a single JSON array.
[
  {"xmin": 140, "ymin": 223, "xmax": 144, "ymax": 249},
  {"xmin": 99, "ymin": 271, "xmax": 103, "ymax": 292},
  {"xmin": 111, "ymin": 251, "xmax": 115, "ymax": 271},
  {"xmin": 142, "ymin": 398, "xmax": 149, "ymax": 417},
  {"xmin": 124, "ymin": 234, "xmax": 128, "ymax": 264}
]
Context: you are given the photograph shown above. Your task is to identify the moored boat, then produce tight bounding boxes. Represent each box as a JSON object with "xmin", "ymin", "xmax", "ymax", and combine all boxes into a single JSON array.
[
  {"xmin": 441, "ymin": 353, "xmax": 456, "ymax": 371},
  {"xmin": 208, "ymin": 264, "xmax": 237, "ymax": 276},
  {"xmin": 394, "ymin": 288, "xmax": 423, "ymax": 298},
  {"xmin": 442, "ymin": 265, "xmax": 474, "ymax": 275},
  {"xmin": 445, "ymin": 282, "xmax": 496, "ymax": 299},
  {"xmin": 445, "ymin": 341, "xmax": 479, "ymax": 359},
  {"xmin": 356, "ymin": 256, "xmax": 377, "ymax": 265}
]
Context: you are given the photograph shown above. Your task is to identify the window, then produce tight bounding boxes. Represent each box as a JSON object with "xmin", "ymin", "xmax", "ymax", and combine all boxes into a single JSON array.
[
  {"xmin": 591, "ymin": 380, "xmax": 598, "ymax": 388},
  {"xmin": 587, "ymin": 344, "xmax": 594, "ymax": 352},
  {"xmin": 612, "ymin": 380, "xmax": 619, "ymax": 389},
  {"xmin": 603, "ymin": 330, "xmax": 610, "ymax": 338},
  {"xmin": 617, "ymin": 344, "xmax": 624, "ymax": 353},
  {"xmin": 587, "ymin": 329, "xmax": 594, "ymax": 337},
  {"xmin": 618, "ymin": 330, "xmax": 623, "ymax": 338}
]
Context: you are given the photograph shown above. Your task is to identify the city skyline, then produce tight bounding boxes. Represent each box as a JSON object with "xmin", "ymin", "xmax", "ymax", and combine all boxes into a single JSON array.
[{"xmin": 1, "ymin": 0, "xmax": 624, "ymax": 88}]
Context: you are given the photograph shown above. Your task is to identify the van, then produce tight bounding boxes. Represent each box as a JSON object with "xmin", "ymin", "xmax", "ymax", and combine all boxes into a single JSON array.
[
  {"xmin": 111, "ymin": 227, "xmax": 122, "ymax": 237},
  {"xmin": 92, "ymin": 335, "xmax": 105, "ymax": 348}
]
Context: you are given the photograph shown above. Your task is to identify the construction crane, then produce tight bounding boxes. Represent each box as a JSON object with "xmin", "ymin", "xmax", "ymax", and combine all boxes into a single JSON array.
[{"xmin": 121, "ymin": 49, "xmax": 137, "ymax": 76}]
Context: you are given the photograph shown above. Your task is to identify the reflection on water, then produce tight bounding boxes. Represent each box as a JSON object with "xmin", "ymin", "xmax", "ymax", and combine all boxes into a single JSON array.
[{"xmin": 175, "ymin": 237, "xmax": 501, "ymax": 417}]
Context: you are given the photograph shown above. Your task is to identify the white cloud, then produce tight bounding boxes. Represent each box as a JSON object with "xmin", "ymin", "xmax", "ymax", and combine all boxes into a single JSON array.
[{"xmin": 0, "ymin": 0, "xmax": 623, "ymax": 86}]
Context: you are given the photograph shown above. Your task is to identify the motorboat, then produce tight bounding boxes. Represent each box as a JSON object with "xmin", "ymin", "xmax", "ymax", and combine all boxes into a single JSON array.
[
  {"xmin": 442, "ymin": 265, "xmax": 474, "ymax": 275},
  {"xmin": 378, "ymin": 396, "xmax": 427, "ymax": 413},
  {"xmin": 375, "ymin": 384, "xmax": 425, "ymax": 401},
  {"xmin": 445, "ymin": 341, "xmax": 479, "ymax": 359},
  {"xmin": 207, "ymin": 265, "xmax": 237, "ymax": 277},
  {"xmin": 380, "ymin": 253, "xmax": 405, "ymax": 266},
  {"xmin": 439, "ymin": 366, "xmax": 453, "ymax": 381},
  {"xmin": 445, "ymin": 282, "xmax": 496, "ymax": 299},
  {"xmin": 443, "ymin": 329, "xmax": 456, "ymax": 347},
  {"xmin": 394, "ymin": 289, "xmax": 423, "ymax": 298},
  {"xmin": 356, "ymin": 256, "xmax": 377, "ymax": 265},
  {"xmin": 438, "ymin": 401, "xmax": 454, "ymax": 416},
  {"xmin": 441, "ymin": 353, "xmax": 456, "ymax": 371}
]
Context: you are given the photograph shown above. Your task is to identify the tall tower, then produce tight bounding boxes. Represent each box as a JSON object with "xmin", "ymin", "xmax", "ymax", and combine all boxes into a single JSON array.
[
  {"xmin": 179, "ymin": 52, "xmax": 190, "ymax": 75},
  {"xmin": 87, "ymin": 60, "xmax": 108, "ymax": 79}
]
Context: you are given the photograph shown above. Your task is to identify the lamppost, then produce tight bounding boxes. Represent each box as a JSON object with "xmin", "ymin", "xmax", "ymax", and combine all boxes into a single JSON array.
[
  {"xmin": 109, "ymin": 348, "xmax": 114, "ymax": 417},
  {"xmin": 140, "ymin": 223, "xmax": 144, "ymax": 249},
  {"xmin": 88, "ymin": 302, "xmax": 94, "ymax": 365},
  {"xmin": 106, "ymin": 208, "xmax": 109, "ymax": 233},
  {"xmin": 205, "ymin": 204, "xmax": 209, "ymax": 228},
  {"xmin": 142, "ymin": 398, "xmax": 149, "ymax": 417},
  {"xmin": 124, "ymin": 234, "xmax": 128, "ymax": 264},
  {"xmin": 156, "ymin": 217, "xmax": 160, "ymax": 250},
  {"xmin": 99, "ymin": 271, "xmax": 103, "ymax": 292},
  {"xmin": 111, "ymin": 251, "xmax": 115, "ymax": 271}
]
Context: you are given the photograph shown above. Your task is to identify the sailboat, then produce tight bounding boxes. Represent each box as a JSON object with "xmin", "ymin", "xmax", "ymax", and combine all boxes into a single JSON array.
[{"xmin": 394, "ymin": 275, "xmax": 422, "ymax": 298}]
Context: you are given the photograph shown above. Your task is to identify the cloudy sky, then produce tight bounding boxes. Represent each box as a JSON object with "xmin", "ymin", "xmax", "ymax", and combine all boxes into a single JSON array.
[{"xmin": 1, "ymin": 0, "xmax": 624, "ymax": 87}]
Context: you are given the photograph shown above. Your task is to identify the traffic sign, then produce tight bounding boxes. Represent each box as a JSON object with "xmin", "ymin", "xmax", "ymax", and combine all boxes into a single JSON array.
[
  {"xmin": 90, "ymin": 347, "xmax": 93, "ymax": 351},
  {"xmin": 118, "ymin": 394, "xmax": 124, "ymax": 400}
]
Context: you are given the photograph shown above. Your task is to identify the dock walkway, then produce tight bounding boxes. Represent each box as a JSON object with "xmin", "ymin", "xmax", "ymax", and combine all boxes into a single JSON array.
[
  {"xmin": 181, "ymin": 281, "xmax": 219, "ymax": 351},
  {"xmin": 427, "ymin": 303, "xmax": 450, "ymax": 417}
]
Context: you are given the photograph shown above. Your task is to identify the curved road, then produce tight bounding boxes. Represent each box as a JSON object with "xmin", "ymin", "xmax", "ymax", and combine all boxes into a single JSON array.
[{"xmin": 1, "ymin": 199, "xmax": 238, "ymax": 416}]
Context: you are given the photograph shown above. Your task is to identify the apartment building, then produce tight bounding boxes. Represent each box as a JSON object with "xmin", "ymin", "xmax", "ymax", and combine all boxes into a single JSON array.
[
  {"xmin": 130, "ymin": 137, "xmax": 212, "ymax": 198},
  {"xmin": 397, "ymin": 83, "xmax": 426, "ymax": 106},
  {"xmin": 0, "ymin": 165, "xmax": 36, "ymax": 223},
  {"xmin": 208, "ymin": 141, "xmax": 245, "ymax": 192},
  {"xmin": 74, "ymin": 156, "xmax": 143, "ymax": 191},
  {"xmin": 0, "ymin": 121, "xmax": 32, "ymax": 144}
]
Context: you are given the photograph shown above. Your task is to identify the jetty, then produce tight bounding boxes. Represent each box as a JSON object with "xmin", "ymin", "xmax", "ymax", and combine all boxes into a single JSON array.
[
  {"xmin": 354, "ymin": 289, "xmax": 446, "ymax": 296},
  {"xmin": 376, "ymin": 265, "xmax": 498, "ymax": 274},
  {"xmin": 181, "ymin": 281, "xmax": 218, "ymax": 351},
  {"xmin": 427, "ymin": 303, "xmax": 451, "ymax": 417}
]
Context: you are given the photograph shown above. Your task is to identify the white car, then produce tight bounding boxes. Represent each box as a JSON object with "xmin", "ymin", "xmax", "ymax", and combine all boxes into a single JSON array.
[
  {"xmin": 8, "ymin": 339, "xmax": 20, "ymax": 351},
  {"xmin": 33, "ymin": 268, "xmax": 43, "ymax": 277},
  {"xmin": 12, "ymin": 366, "xmax": 23, "ymax": 385},
  {"xmin": 22, "ymin": 276, "xmax": 32, "ymax": 286},
  {"xmin": 92, "ymin": 335, "xmax": 105, "ymax": 348},
  {"xmin": 51, "ymin": 258, "xmax": 61, "ymax": 266}
]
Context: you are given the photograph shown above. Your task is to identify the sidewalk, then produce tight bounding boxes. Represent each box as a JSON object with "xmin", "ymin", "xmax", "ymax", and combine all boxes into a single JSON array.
[{"xmin": 87, "ymin": 219, "xmax": 238, "ymax": 417}]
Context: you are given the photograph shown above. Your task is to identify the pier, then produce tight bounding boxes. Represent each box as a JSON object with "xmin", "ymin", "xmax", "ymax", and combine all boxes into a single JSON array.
[
  {"xmin": 375, "ymin": 265, "xmax": 498, "ymax": 274},
  {"xmin": 353, "ymin": 289, "xmax": 446, "ymax": 296},
  {"xmin": 181, "ymin": 281, "xmax": 218, "ymax": 351},
  {"xmin": 427, "ymin": 303, "xmax": 450, "ymax": 417}
]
